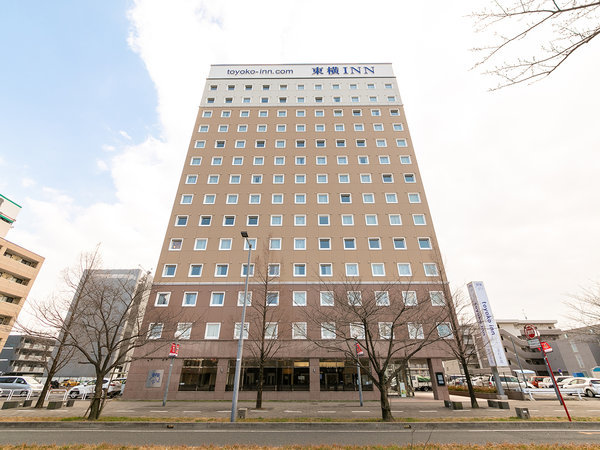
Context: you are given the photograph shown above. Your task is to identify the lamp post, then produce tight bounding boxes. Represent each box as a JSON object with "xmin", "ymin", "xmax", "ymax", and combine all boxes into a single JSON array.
[{"xmin": 230, "ymin": 231, "xmax": 252, "ymax": 422}]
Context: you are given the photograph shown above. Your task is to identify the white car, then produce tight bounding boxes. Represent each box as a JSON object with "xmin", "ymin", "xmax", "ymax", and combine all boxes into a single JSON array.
[
  {"xmin": 67, "ymin": 379, "xmax": 122, "ymax": 399},
  {"xmin": 482, "ymin": 375, "xmax": 534, "ymax": 391},
  {"xmin": 539, "ymin": 376, "xmax": 573, "ymax": 389},
  {"xmin": 0, "ymin": 376, "xmax": 44, "ymax": 396},
  {"xmin": 561, "ymin": 378, "xmax": 600, "ymax": 397}
]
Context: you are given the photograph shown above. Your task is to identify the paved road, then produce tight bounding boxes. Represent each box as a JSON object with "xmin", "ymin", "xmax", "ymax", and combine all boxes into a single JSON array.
[{"xmin": 1, "ymin": 427, "xmax": 600, "ymax": 446}]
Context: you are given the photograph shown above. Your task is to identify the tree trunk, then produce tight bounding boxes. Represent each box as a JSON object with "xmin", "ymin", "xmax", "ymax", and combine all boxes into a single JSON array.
[
  {"xmin": 461, "ymin": 358, "xmax": 479, "ymax": 408},
  {"xmin": 378, "ymin": 380, "xmax": 393, "ymax": 421},
  {"xmin": 256, "ymin": 358, "xmax": 264, "ymax": 409},
  {"xmin": 35, "ymin": 347, "xmax": 63, "ymax": 408},
  {"xmin": 86, "ymin": 377, "xmax": 105, "ymax": 420}
]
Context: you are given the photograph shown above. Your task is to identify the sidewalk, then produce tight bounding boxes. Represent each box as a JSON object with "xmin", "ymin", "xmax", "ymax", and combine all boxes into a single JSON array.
[{"xmin": 1, "ymin": 392, "xmax": 598, "ymax": 420}]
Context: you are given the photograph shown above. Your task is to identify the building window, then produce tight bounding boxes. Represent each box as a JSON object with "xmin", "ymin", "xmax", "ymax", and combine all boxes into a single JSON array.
[
  {"xmin": 385, "ymin": 193, "xmax": 398, "ymax": 203},
  {"xmin": 356, "ymin": 139, "xmax": 366, "ymax": 147},
  {"xmin": 418, "ymin": 238, "xmax": 432, "ymax": 250},
  {"xmin": 230, "ymin": 175, "xmax": 241, "ymax": 184},
  {"xmin": 379, "ymin": 322, "xmax": 393, "ymax": 340},
  {"xmin": 219, "ymin": 238, "xmax": 232, "ymax": 250},
  {"xmin": 226, "ymin": 195, "xmax": 238, "ymax": 205},
  {"xmin": 379, "ymin": 155, "xmax": 390, "ymax": 165},
  {"xmin": 319, "ymin": 238, "xmax": 331, "ymax": 250},
  {"xmin": 365, "ymin": 214, "xmax": 378, "ymax": 225},
  {"xmin": 376, "ymin": 139, "xmax": 387, "ymax": 147},
  {"xmin": 148, "ymin": 323, "xmax": 163, "ymax": 339},
  {"xmin": 402, "ymin": 291, "xmax": 418, "ymax": 306},
  {"xmin": 155, "ymin": 292, "xmax": 170, "ymax": 307},
  {"xmin": 269, "ymin": 238, "xmax": 282, "ymax": 251},
  {"xmin": 266, "ymin": 291, "xmax": 280, "ymax": 306},
  {"xmin": 437, "ymin": 322, "xmax": 453, "ymax": 339},
  {"xmin": 389, "ymin": 215, "xmax": 402, "ymax": 225},
  {"xmin": 268, "ymin": 263, "xmax": 280, "ymax": 277},
  {"xmin": 247, "ymin": 216, "xmax": 259, "ymax": 226},
  {"xmin": 205, "ymin": 323, "xmax": 221, "ymax": 339},
  {"xmin": 320, "ymin": 291, "xmax": 334, "ymax": 306},
  {"xmin": 337, "ymin": 155, "xmax": 348, "ymax": 165},
  {"xmin": 271, "ymin": 215, "xmax": 283, "ymax": 226},
  {"xmin": 318, "ymin": 215, "xmax": 330, "ymax": 226},
  {"xmin": 234, "ymin": 322, "xmax": 250, "ymax": 340},
  {"xmin": 317, "ymin": 193, "xmax": 329, "ymax": 204},
  {"xmin": 296, "ymin": 156, "xmax": 306, "ymax": 165},
  {"xmin": 292, "ymin": 322, "xmax": 307, "ymax": 339},
  {"xmin": 423, "ymin": 263, "xmax": 439, "ymax": 276},
  {"xmin": 249, "ymin": 194, "xmax": 260, "ymax": 204},
  {"xmin": 360, "ymin": 174, "xmax": 372, "ymax": 183},
  {"xmin": 174, "ymin": 323, "xmax": 192, "ymax": 340},
  {"xmin": 189, "ymin": 264, "xmax": 203, "ymax": 277},
  {"xmin": 214, "ymin": 265, "xmax": 229, "ymax": 277},
  {"xmin": 320, "ymin": 263, "xmax": 333, "ymax": 277},
  {"xmin": 358, "ymin": 155, "xmax": 369, "ymax": 164},
  {"xmin": 190, "ymin": 157, "xmax": 202, "ymax": 165},
  {"xmin": 375, "ymin": 291, "xmax": 390, "ymax": 306},
  {"xmin": 294, "ymin": 263, "xmax": 306, "ymax": 277},
  {"xmin": 321, "ymin": 323, "xmax": 336, "ymax": 339},
  {"xmin": 371, "ymin": 263, "xmax": 385, "ymax": 276},
  {"xmin": 203, "ymin": 194, "xmax": 216, "ymax": 204},
  {"xmin": 396, "ymin": 139, "xmax": 408, "ymax": 147},
  {"xmin": 194, "ymin": 140, "xmax": 205, "ymax": 149},
  {"xmin": 199, "ymin": 215, "xmax": 212, "ymax": 226},
  {"xmin": 211, "ymin": 292, "xmax": 225, "ymax": 306},
  {"xmin": 294, "ymin": 238, "xmax": 306, "ymax": 250},
  {"xmin": 211, "ymin": 157, "xmax": 222, "ymax": 165},
  {"xmin": 408, "ymin": 323, "xmax": 424, "ymax": 340},
  {"xmin": 393, "ymin": 237, "xmax": 407, "ymax": 249},
  {"xmin": 400, "ymin": 155, "xmax": 412, "ymax": 164},
  {"xmin": 430, "ymin": 291, "xmax": 445, "ymax": 306},
  {"xmin": 293, "ymin": 291, "xmax": 307, "ymax": 307},
  {"xmin": 294, "ymin": 215, "xmax": 306, "ymax": 226},
  {"xmin": 345, "ymin": 263, "xmax": 359, "ymax": 277},
  {"xmin": 180, "ymin": 195, "xmax": 193, "ymax": 205},
  {"xmin": 397, "ymin": 263, "xmax": 412, "ymax": 276},
  {"xmin": 237, "ymin": 291, "xmax": 252, "ymax": 306},
  {"xmin": 163, "ymin": 265, "xmax": 176, "ymax": 277},
  {"xmin": 296, "ymin": 110, "xmax": 306, "ymax": 117},
  {"xmin": 169, "ymin": 238, "xmax": 183, "ymax": 251},
  {"xmin": 343, "ymin": 238, "xmax": 356, "ymax": 250},
  {"xmin": 413, "ymin": 214, "xmax": 426, "ymax": 225},
  {"xmin": 272, "ymin": 193, "xmax": 283, "ymax": 204},
  {"xmin": 183, "ymin": 292, "xmax": 197, "ymax": 307},
  {"xmin": 295, "ymin": 193, "xmax": 306, "ymax": 204},
  {"xmin": 347, "ymin": 291, "xmax": 362, "ymax": 306},
  {"xmin": 265, "ymin": 323, "xmax": 278, "ymax": 339},
  {"xmin": 408, "ymin": 193, "xmax": 421, "ymax": 203},
  {"xmin": 317, "ymin": 174, "xmax": 328, "ymax": 183},
  {"xmin": 341, "ymin": 215, "xmax": 354, "ymax": 226},
  {"xmin": 368, "ymin": 238, "xmax": 381, "ymax": 250},
  {"xmin": 194, "ymin": 238, "xmax": 207, "ymax": 250},
  {"xmin": 296, "ymin": 139, "xmax": 306, "ymax": 148},
  {"xmin": 362, "ymin": 193, "xmax": 374, "ymax": 203},
  {"xmin": 340, "ymin": 194, "xmax": 352, "ymax": 203},
  {"xmin": 354, "ymin": 123, "xmax": 364, "ymax": 131},
  {"xmin": 404, "ymin": 174, "xmax": 416, "ymax": 183}
]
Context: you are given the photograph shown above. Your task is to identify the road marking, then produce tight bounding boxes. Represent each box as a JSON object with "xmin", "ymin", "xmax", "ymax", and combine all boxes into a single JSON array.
[
  {"xmin": 419, "ymin": 410, "xmax": 437, "ymax": 413},
  {"xmin": 351, "ymin": 410, "xmax": 370, "ymax": 413},
  {"xmin": 579, "ymin": 432, "xmax": 600, "ymax": 435},
  {"xmin": 12, "ymin": 429, "xmax": 600, "ymax": 434},
  {"xmin": 392, "ymin": 410, "xmax": 404, "ymax": 413},
  {"xmin": 114, "ymin": 410, "xmax": 135, "ymax": 413},
  {"xmin": 284, "ymin": 410, "xmax": 302, "ymax": 413},
  {"xmin": 217, "ymin": 410, "xmax": 230, "ymax": 413},
  {"xmin": 587, "ymin": 410, "xmax": 600, "ymax": 412},
  {"xmin": 150, "ymin": 410, "xmax": 168, "ymax": 413},
  {"xmin": 317, "ymin": 410, "xmax": 336, "ymax": 413},
  {"xmin": 182, "ymin": 410, "xmax": 202, "ymax": 413}
]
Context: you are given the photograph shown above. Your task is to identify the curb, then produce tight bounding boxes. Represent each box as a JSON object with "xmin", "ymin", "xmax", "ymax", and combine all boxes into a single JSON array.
[{"xmin": 0, "ymin": 421, "xmax": 599, "ymax": 431}]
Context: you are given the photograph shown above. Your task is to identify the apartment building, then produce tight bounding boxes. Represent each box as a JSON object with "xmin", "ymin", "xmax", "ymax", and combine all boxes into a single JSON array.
[
  {"xmin": 0, "ymin": 334, "xmax": 55, "ymax": 376},
  {"xmin": 125, "ymin": 63, "xmax": 453, "ymax": 400},
  {"xmin": 0, "ymin": 194, "xmax": 44, "ymax": 351}
]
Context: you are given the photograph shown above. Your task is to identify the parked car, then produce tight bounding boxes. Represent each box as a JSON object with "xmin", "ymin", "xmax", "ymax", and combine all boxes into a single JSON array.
[
  {"xmin": 482, "ymin": 375, "xmax": 534, "ymax": 391},
  {"xmin": 530, "ymin": 376, "xmax": 546, "ymax": 388},
  {"xmin": 560, "ymin": 377, "xmax": 600, "ymax": 397},
  {"xmin": 539, "ymin": 376, "xmax": 573, "ymax": 388},
  {"xmin": 0, "ymin": 376, "xmax": 44, "ymax": 396},
  {"xmin": 60, "ymin": 379, "xmax": 79, "ymax": 388},
  {"xmin": 67, "ymin": 379, "xmax": 122, "ymax": 399},
  {"xmin": 410, "ymin": 375, "xmax": 432, "ymax": 391}
]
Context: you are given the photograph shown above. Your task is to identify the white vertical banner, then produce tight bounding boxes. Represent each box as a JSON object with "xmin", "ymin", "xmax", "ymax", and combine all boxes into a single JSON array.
[{"xmin": 467, "ymin": 281, "xmax": 509, "ymax": 367}]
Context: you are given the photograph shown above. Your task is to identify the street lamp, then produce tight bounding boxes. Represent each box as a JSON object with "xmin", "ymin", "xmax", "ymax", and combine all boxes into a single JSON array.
[{"xmin": 230, "ymin": 231, "xmax": 252, "ymax": 422}]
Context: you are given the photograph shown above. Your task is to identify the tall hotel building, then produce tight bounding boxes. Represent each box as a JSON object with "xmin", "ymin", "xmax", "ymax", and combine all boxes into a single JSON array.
[{"xmin": 126, "ymin": 64, "xmax": 452, "ymax": 400}]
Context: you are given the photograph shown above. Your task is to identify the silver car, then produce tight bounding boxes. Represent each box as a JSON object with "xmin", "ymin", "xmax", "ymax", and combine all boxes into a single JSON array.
[{"xmin": 0, "ymin": 376, "xmax": 44, "ymax": 396}]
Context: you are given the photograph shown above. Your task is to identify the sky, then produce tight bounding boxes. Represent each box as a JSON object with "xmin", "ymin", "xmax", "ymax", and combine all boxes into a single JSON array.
[{"xmin": 1, "ymin": 0, "xmax": 599, "ymax": 328}]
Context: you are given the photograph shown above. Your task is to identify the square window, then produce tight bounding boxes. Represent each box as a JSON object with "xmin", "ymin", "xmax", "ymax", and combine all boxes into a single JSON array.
[
  {"xmin": 437, "ymin": 323, "xmax": 453, "ymax": 339},
  {"xmin": 430, "ymin": 291, "xmax": 445, "ymax": 306},
  {"xmin": 373, "ymin": 123, "xmax": 384, "ymax": 131},
  {"xmin": 182, "ymin": 292, "xmax": 197, "ymax": 307},
  {"xmin": 356, "ymin": 139, "xmax": 366, "ymax": 148},
  {"xmin": 275, "ymin": 140, "xmax": 286, "ymax": 148},
  {"xmin": 296, "ymin": 110, "xmax": 306, "ymax": 117},
  {"xmin": 371, "ymin": 109, "xmax": 381, "ymax": 116},
  {"xmin": 316, "ymin": 156, "xmax": 327, "ymax": 165},
  {"xmin": 408, "ymin": 193, "xmax": 421, "ymax": 203},
  {"xmin": 234, "ymin": 322, "xmax": 250, "ymax": 340},
  {"xmin": 333, "ymin": 109, "xmax": 343, "ymax": 117},
  {"xmin": 403, "ymin": 291, "xmax": 418, "ymax": 306},
  {"xmin": 295, "ymin": 174, "xmax": 306, "ymax": 183},
  {"xmin": 413, "ymin": 214, "xmax": 426, "ymax": 225},
  {"xmin": 203, "ymin": 194, "xmax": 215, "ymax": 204},
  {"xmin": 155, "ymin": 292, "xmax": 170, "ymax": 306},
  {"xmin": 218, "ymin": 124, "xmax": 228, "ymax": 132},
  {"xmin": 365, "ymin": 214, "xmax": 378, "ymax": 225},
  {"xmin": 337, "ymin": 155, "xmax": 348, "ymax": 165},
  {"xmin": 241, "ymin": 263, "xmax": 255, "ymax": 277},
  {"xmin": 354, "ymin": 123, "xmax": 364, "ymax": 131},
  {"xmin": 396, "ymin": 139, "xmax": 408, "ymax": 147},
  {"xmin": 202, "ymin": 110, "xmax": 212, "ymax": 117},
  {"xmin": 255, "ymin": 140, "xmax": 266, "ymax": 148},
  {"xmin": 317, "ymin": 193, "xmax": 329, "ymax": 204},
  {"xmin": 332, "ymin": 84, "xmax": 340, "ymax": 90},
  {"xmin": 272, "ymin": 193, "xmax": 283, "ymax": 204},
  {"xmin": 314, "ymin": 84, "xmax": 322, "ymax": 90},
  {"xmin": 296, "ymin": 124, "xmax": 306, "ymax": 132},
  {"xmin": 387, "ymin": 96, "xmax": 396, "ymax": 102},
  {"xmin": 294, "ymin": 263, "xmax": 306, "ymax": 277},
  {"xmin": 211, "ymin": 157, "xmax": 222, "ymax": 165},
  {"xmin": 273, "ymin": 174, "xmax": 284, "ymax": 184},
  {"xmin": 204, "ymin": 323, "xmax": 221, "ymax": 340},
  {"xmin": 382, "ymin": 174, "xmax": 394, "ymax": 183},
  {"xmin": 270, "ymin": 215, "xmax": 283, "ymax": 226},
  {"xmin": 261, "ymin": 97, "xmax": 269, "ymax": 103},
  {"xmin": 189, "ymin": 264, "xmax": 202, "ymax": 277},
  {"xmin": 237, "ymin": 291, "xmax": 252, "ymax": 306},
  {"xmin": 226, "ymin": 194, "xmax": 238, "ymax": 205},
  {"xmin": 194, "ymin": 140, "xmax": 205, "ymax": 149},
  {"xmin": 250, "ymin": 194, "xmax": 261, "ymax": 203},
  {"xmin": 379, "ymin": 155, "xmax": 390, "ymax": 164},
  {"xmin": 198, "ymin": 125, "xmax": 209, "ymax": 132},
  {"xmin": 385, "ymin": 193, "xmax": 398, "ymax": 203},
  {"xmin": 265, "ymin": 322, "xmax": 278, "ymax": 339},
  {"xmin": 223, "ymin": 215, "xmax": 235, "ymax": 226},
  {"xmin": 259, "ymin": 110, "xmax": 268, "ymax": 117},
  {"xmin": 368, "ymin": 238, "xmax": 381, "ymax": 249},
  {"xmin": 244, "ymin": 238, "xmax": 256, "ymax": 251},
  {"xmin": 317, "ymin": 174, "xmax": 328, "ymax": 183},
  {"xmin": 295, "ymin": 193, "xmax": 306, "ymax": 204},
  {"xmin": 214, "ymin": 265, "xmax": 229, "ymax": 277},
  {"xmin": 294, "ymin": 215, "xmax": 306, "ymax": 226},
  {"xmin": 181, "ymin": 195, "xmax": 193, "ymax": 204},
  {"xmin": 335, "ymin": 124, "xmax": 344, "ymax": 131},
  {"xmin": 390, "ymin": 109, "xmax": 400, "ymax": 116},
  {"xmin": 190, "ymin": 157, "xmax": 202, "ymax": 165},
  {"xmin": 376, "ymin": 139, "xmax": 387, "ymax": 147},
  {"xmin": 336, "ymin": 139, "xmax": 346, "ymax": 147},
  {"xmin": 375, "ymin": 291, "xmax": 390, "ymax": 306},
  {"xmin": 252, "ymin": 174, "xmax": 263, "ymax": 184},
  {"xmin": 219, "ymin": 238, "xmax": 232, "ymax": 250},
  {"xmin": 345, "ymin": 263, "xmax": 359, "ymax": 277},
  {"xmin": 194, "ymin": 238, "xmax": 207, "ymax": 250},
  {"xmin": 379, "ymin": 323, "xmax": 394, "ymax": 340},
  {"xmin": 423, "ymin": 263, "xmax": 439, "ymax": 276},
  {"xmin": 242, "ymin": 97, "xmax": 250, "ymax": 103},
  {"xmin": 277, "ymin": 124, "xmax": 286, "ymax": 132},
  {"xmin": 319, "ymin": 238, "xmax": 331, "ymax": 250},
  {"xmin": 148, "ymin": 323, "xmax": 163, "ymax": 339},
  {"xmin": 266, "ymin": 291, "xmax": 279, "ymax": 306},
  {"xmin": 315, "ymin": 110, "xmax": 324, "ymax": 117},
  {"xmin": 295, "ymin": 156, "xmax": 306, "ymax": 165},
  {"xmin": 352, "ymin": 108, "xmax": 361, "ymax": 115},
  {"xmin": 385, "ymin": 83, "xmax": 393, "ymax": 89},
  {"xmin": 320, "ymin": 291, "xmax": 334, "ymax": 306},
  {"xmin": 316, "ymin": 139, "xmax": 326, "ymax": 148},
  {"xmin": 397, "ymin": 263, "xmax": 412, "ymax": 276},
  {"xmin": 225, "ymin": 97, "xmax": 233, "ymax": 104},
  {"xmin": 321, "ymin": 323, "xmax": 336, "ymax": 339},
  {"xmin": 206, "ymin": 98, "xmax": 214, "ymax": 104},
  {"xmin": 199, "ymin": 216, "xmax": 212, "ymax": 226},
  {"xmin": 269, "ymin": 238, "xmax": 282, "ymax": 250},
  {"xmin": 338, "ymin": 174, "xmax": 350, "ymax": 183},
  {"xmin": 360, "ymin": 174, "xmax": 372, "ymax": 183},
  {"xmin": 175, "ymin": 215, "xmax": 188, "ymax": 226},
  {"xmin": 393, "ymin": 237, "xmax": 406, "ymax": 249},
  {"xmin": 393, "ymin": 123, "xmax": 404, "ymax": 131},
  {"xmin": 341, "ymin": 214, "xmax": 354, "ymax": 225},
  {"xmin": 230, "ymin": 174, "xmax": 241, "ymax": 184},
  {"xmin": 358, "ymin": 155, "xmax": 369, "ymax": 164},
  {"xmin": 238, "ymin": 124, "xmax": 248, "ymax": 132},
  {"xmin": 235, "ymin": 140, "xmax": 245, "ymax": 148},
  {"xmin": 297, "ymin": 96, "xmax": 305, "ymax": 103},
  {"xmin": 294, "ymin": 238, "xmax": 306, "ymax": 250},
  {"xmin": 254, "ymin": 156, "xmax": 264, "ymax": 165},
  {"xmin": 348, "ymin": 291, "xmax": 362, "ymax": 306},
  {"xmin": 207, "ymin": 174, "xmax": 219, "ymax": 184},
  {"xmin": 296, "ymin": 139, "xmax": 306, "ymax": 148},
  {"xmin": 163, "ymin": 264, "xmax": 176, "ymax": 277},
  {"xmin": 389, "ymin": 214, "xmax": 402, "ymax": 225},
  {"xmin": 257, "ymin": 124, "xmax": 267, "ymax": 132},
  {"xmin": 371, "ymin": 263, "xmax": 385, "ymax": 276},
  {"xmin": 240, "ymin": 110, "xmax": 250, "ymax": 117},
  {"xmin": 404, "ymin": 174, "xmax": 416, "ymax": 183},
  {"xmin": 315, "ymin": 96, "xmax": 323, "ymax": 103},
  {"xmin": 408, "ymin": 323, "xmax": 424, "ymax": 340},
  {"xmin": 318, "ymin": 215, "xmax": 330, "ymax": 226},
  {"xmin": 268, "ymin": 263, "xmax": 280, "ymax": 276},
  {"xmin": 343, "ymin": 238, "xmax": 356, "ymax": 249},
  {"xmin": 293, "ymin": 291, "xmax": 307, "ymax": 307},
  {"xmin": 362, "ymin": 193, "xmax": 374, "ymax": 203},
  {"xmin": 215, "ymin": 140, "xmax": 225, "ymax": 149},
  {"xmin": 247, "ymin": 215, "xmax": 259, "ymax": 226},
  {"xmin": 418, "ymin": 238, "xmax": 432, "ymax": 249}
]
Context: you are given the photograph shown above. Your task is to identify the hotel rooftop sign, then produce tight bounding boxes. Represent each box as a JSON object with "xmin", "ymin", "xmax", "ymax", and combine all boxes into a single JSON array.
[{"xmin": 209, "ymin": 63, "xmax": 394, "ymax": 79}]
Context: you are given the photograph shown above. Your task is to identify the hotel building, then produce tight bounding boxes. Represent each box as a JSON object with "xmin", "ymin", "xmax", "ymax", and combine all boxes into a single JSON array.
[{"xmin": 125, "ymin": 64, "xmax": 452, "ymax": 400}]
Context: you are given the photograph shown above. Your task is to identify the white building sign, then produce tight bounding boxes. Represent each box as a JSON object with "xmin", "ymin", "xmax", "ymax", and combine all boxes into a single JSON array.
[
  {"xmin": 208, "ymin": 63, "xmax": 395, "ymax": 79},
  {"xmin": 467, "ymin": 281, "xmax": 509, "ymax": 367}
]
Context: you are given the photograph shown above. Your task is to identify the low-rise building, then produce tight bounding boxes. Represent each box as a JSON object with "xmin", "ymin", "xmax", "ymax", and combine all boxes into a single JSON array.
[{"xmin": 0, "ymin": 334, "xmax": 55, "ymax": 376}]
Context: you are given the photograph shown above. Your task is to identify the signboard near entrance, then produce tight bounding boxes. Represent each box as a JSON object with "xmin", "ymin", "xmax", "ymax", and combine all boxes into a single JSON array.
[{"xmin": 540, "ymin": 341, "xmax": 553, "ymax": 353}]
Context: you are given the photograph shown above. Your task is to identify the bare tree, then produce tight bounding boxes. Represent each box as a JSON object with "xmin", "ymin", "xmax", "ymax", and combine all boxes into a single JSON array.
[
  {"xmin": 472, "ymin": 1, "xmax": 600, "ymax": 88},
  {"xmin": 244, "ymin": 249, "xmax": 285, "ymax": 409},
  {"xmin": 565, "ymin": 280, "xmax": 600, "ymax": 335},
  {"xmin": 305, "ymin": 278, "xmax": 450, "ymax": 421}
]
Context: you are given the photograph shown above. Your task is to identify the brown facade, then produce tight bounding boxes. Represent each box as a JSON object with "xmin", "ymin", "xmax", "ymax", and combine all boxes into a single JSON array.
[
  {"xmin": 125, "ymin": 64, "xmax": 453, "ymax": 400},
  {"xmin": 0, "ymin": 238, "xmax": 44, "ymax": 350}
]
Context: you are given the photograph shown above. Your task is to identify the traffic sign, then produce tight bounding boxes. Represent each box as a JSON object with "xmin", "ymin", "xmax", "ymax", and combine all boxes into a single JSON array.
[
  {"xmin": 524, "ymin": 324, "xmax": 538, "ymax": 339},
  {"xmin": 169, "ymin": 342, "xmax": 180, "ymax": 357},
  {"xmin": 540, "ymin": 341, "xmax": 552, "ymax": 353},
  {"xmin": 527, "ymin": 338, "xmax": 541, "ymax": 349},
  {"xmin": 356, "ymin": 343, "xmax": 364, "ymax": 356}
]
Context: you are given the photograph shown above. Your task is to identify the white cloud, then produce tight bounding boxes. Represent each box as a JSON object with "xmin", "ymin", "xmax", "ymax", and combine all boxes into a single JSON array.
[
  {"xmin": 10, "ymin": 0, "xmax": 600, "ymax": 329},
  {"xmin": 96, "ymin": 160, "xmax": 109, "ymax": 172},
  {"xmin": 102, "ymin": 144, "xmax": 116, "ymax": 152},
  {"xmin": 21, "ymin": 178, "xmax": 35, "ymax": 188}
]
